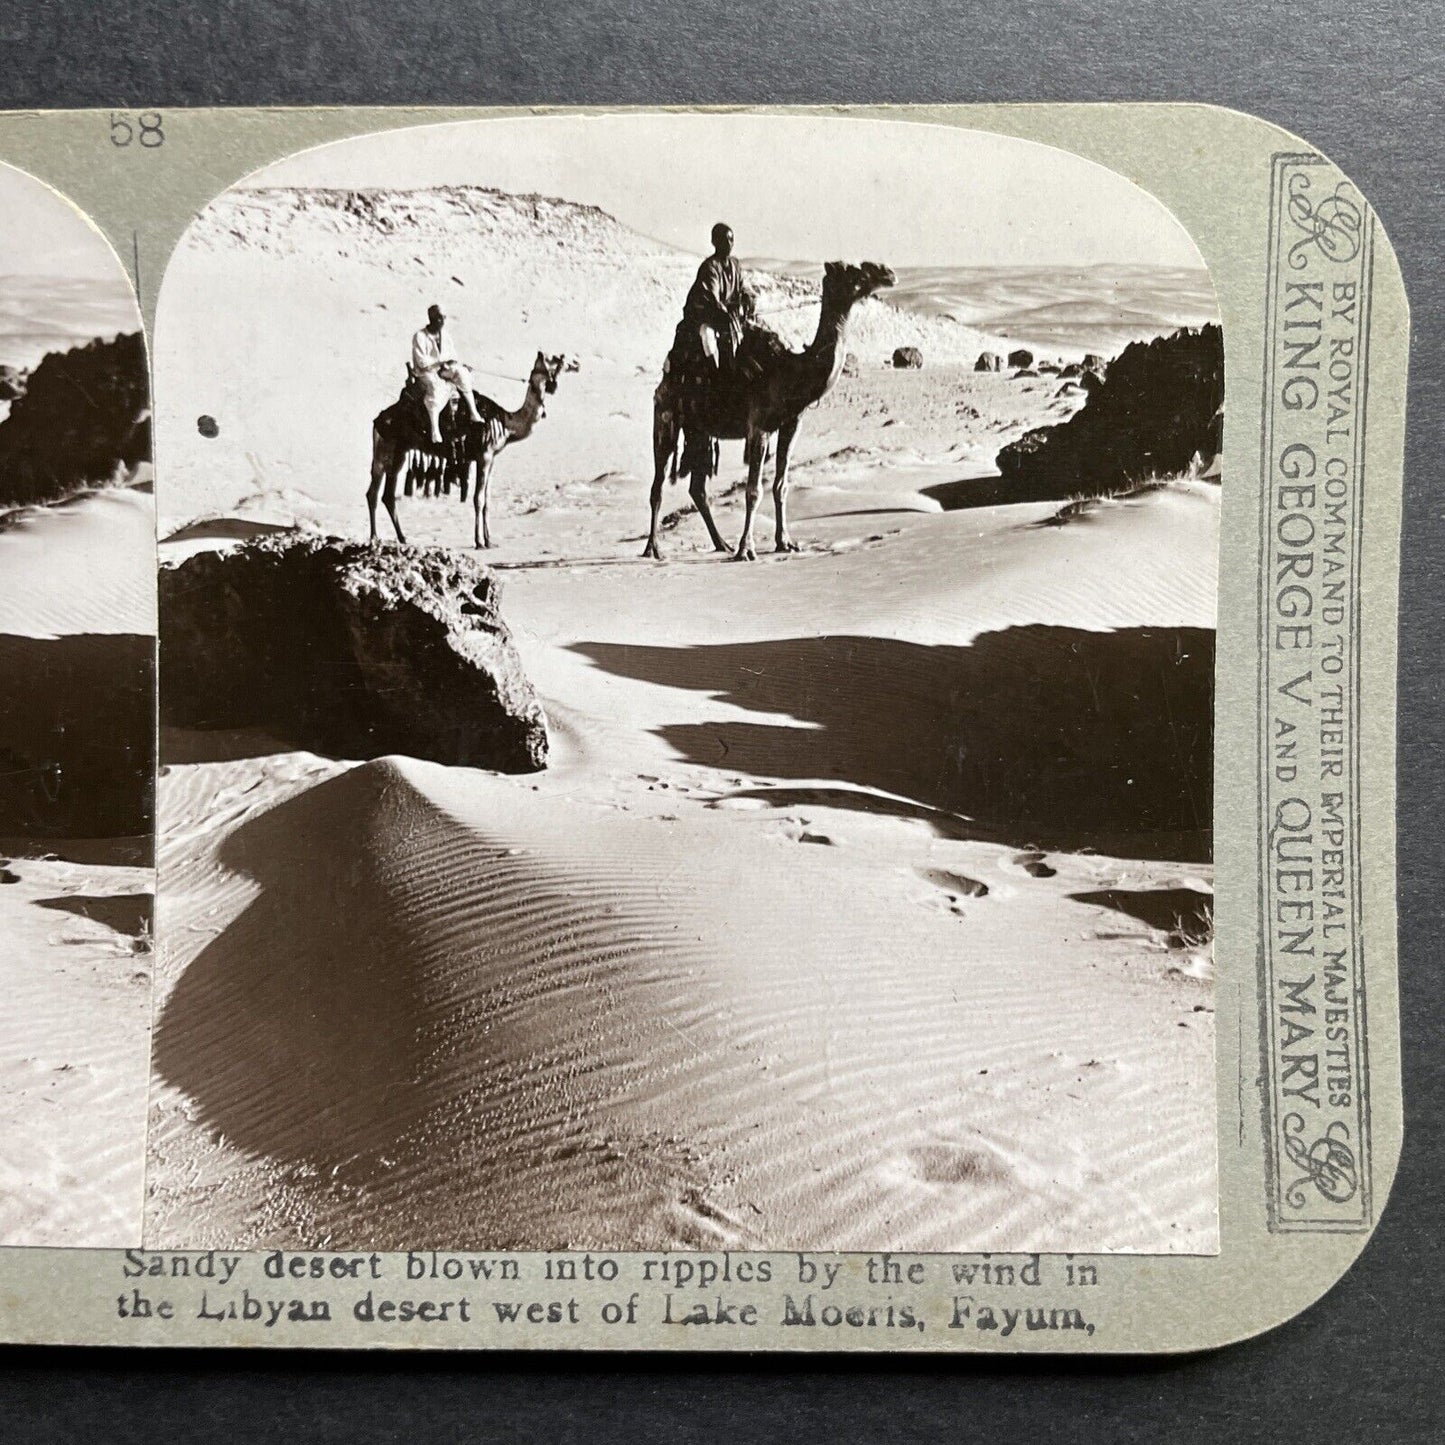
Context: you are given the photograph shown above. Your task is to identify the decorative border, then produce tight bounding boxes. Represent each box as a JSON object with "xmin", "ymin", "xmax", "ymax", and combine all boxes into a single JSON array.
[{"xmin": 1257, "ymin": 151, "xmax": 1375, "ymax": 1232}]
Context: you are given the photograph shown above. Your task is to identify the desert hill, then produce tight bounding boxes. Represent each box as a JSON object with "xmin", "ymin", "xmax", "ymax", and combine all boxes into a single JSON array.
[{"xmin": 187, "ymin": 185, "xmax": 994, "ymax": 367}]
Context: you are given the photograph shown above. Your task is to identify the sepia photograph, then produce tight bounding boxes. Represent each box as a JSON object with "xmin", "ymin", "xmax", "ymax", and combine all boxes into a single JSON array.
[
  {"xmin": 0, "ymin": 161, "xmax": 154, "ymax": 1247},
  {"xmin": 149, "ymin": 113, "xmax": 1223, "ymax": 1254}
]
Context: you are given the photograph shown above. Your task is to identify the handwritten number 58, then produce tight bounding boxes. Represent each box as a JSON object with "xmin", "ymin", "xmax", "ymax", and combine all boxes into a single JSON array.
[{"xmin": 109, "ymin": 112, "xmax": 164, "ymax": 148}]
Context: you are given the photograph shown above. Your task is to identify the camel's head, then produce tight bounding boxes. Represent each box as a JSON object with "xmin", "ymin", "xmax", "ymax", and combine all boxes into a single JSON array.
[
  {"xmin": 530, "ymin": 352, "xmax": 568, "ymax": 413},
  {"xmin": 822, "ymin": 260, "xmax": 897, "ymax": 308}
]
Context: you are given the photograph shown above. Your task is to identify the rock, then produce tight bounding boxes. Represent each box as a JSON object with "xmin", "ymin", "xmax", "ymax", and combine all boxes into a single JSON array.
[
  {"xmin": 0, "ymin": 333, "xmax": 150, "ymax": 508},
  {"xmin": 996, "ymin": 325, "xmax": 1224, "ymax": 499},
  {"xmin": 974, "ymin": 352, "xmax": 1002, "ymax": 373},
  {"xmin": 1007, "ymin": 348, "xmax": 1034, "ymax": 369},
  {"xmin": 1082, "ymin": 353, "xmax": 1107, "ymax": 373},
  {"xmin": 1014, "ymin": 367, "xmax": 1039, "ymax": 378},
  {"xmin": 1037, "ymin": 361, "xmax": 1059, "ymax": 373},
  {"xmin": 1059, "ymin": 362, "xmax": 1084, "ymax": 378},
  {"xmin": 160, "ymin": 536, "xmax": 549, "ymax": 772},
  {"xmin": 0, "ymin": 364, "xmax": 26, "ymax": 402},
  {"xmin": 197, "ymin": 414, "xmax": 220, "ymax": 438},
  {"xmin": 891, "ymin": 347, "xmax": 924, "ymax": 370},
  {"xmin": 841, "ymin": 352, "xmax": 860, "ymax": 377}
]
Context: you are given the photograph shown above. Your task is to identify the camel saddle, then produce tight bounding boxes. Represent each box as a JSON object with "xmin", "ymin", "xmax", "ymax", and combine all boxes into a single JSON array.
[
  {"xmin": 382, "ymin": 367, "xmax": 464, "ymax": 450},
  {"xmin": 665, "ymin": 319, "xmax": 778, "ymax": 482}
]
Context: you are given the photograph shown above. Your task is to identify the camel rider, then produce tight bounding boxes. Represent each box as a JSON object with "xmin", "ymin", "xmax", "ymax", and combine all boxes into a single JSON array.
[
  {"xmin": 411, "ymin": 303, "xmax": 483, "ymax": 444},
  {"xmin": 683, "ymin": 222, "xmax": 748, "ymax": 374}
]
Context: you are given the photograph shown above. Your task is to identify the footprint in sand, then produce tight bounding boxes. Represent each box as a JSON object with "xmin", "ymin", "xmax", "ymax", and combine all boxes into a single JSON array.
[
  {"xmin": 669, "ymin": 1189, "xmax": 747, "ymax": 1248},
  {"xmin": 709, "ymin": 795, "xmax": 771, "ymax": 813},
  {"xmin": 896, "ymin": 1140, "xmax": 1014, "ymax": 1188},
  {"xmin": 1009, "ymin": 850, "xmax": 1057, "ymax": 879},
  {"xmin": 918, "ymin": 866, "xmax": 989, "ymax": 899}
]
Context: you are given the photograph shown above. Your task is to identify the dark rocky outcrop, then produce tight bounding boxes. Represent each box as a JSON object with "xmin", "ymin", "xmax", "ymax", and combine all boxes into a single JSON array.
[
  {"xmin": 160, "ymin": 536, "xmax": 548, "ymax": 772},
  {"xmin": 0, "ymin": 365, "xmax": 26, "ymax": 402},
  {"xmin": 891, "ymin": 347, "xmax": 923, "ymax": 370},
  {"xmin": 1007, "ymin": 348, "xmax": 1034, "ymax": 369},
  {"xmin": 996, "ymin": 325, "xmax": 1223, "ymax": 498},
  {"xmin": 1082, "ymin": 352, "xmax": 1107, "ymax": 373},
  {"xmin": 0, "ymin": 333, "xmax": 150, "ymax": 508},
  {"xmin": 974, "ymin": 352, "xmax": 1002, "ymax": 373}
]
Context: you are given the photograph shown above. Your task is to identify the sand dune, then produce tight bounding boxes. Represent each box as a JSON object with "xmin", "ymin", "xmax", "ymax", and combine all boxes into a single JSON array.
[
  {"xmin": 0, "ymin": 486, "xmax": 155, "ymax": 637},
  {"xmin": 0, "ymin": 486, "xmax": 156, "ymax": 1246},
  {"xmin": 0, "ymin": 274, "xmax": 140, "ymax": 371},
  {"xmin": 150, "ymin": 751, "xmax": 1214, "ymax": 1253},
  {"xmin": 151, "ymin": 479, "xmax": 1218, "ymax": 1252},
  {"xmin": 771, "ymin": 261, "xmax": 1219, "ymax": 355},
  {"xmin": 0, "ymin": 846, "xmax": 151, "ymax": 1246}
]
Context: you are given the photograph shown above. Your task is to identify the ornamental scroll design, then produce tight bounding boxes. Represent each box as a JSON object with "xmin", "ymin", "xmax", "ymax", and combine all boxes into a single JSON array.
[
  {"xmin": 1282, "ymin": 1114, "xmax": 1359, "ymax": 1208},
  {"xmin": 1286, "ymin": 172, "xmax": 1364, "ymax": 269}
]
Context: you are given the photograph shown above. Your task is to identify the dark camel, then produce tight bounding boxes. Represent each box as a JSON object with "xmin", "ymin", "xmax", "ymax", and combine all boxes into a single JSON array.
[
  {"xmin": 645, "ymin": 260, "xmax": 896, "ymax": 561},
  {"xmin": 368, "ymin": 351, "xmax": 566, "ymax": 548}
]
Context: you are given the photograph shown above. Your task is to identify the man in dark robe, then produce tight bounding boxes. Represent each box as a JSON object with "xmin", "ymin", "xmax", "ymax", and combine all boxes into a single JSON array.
[{"xmin": 683, "ymin": 222, "xmax": 746, "ymax": 373}]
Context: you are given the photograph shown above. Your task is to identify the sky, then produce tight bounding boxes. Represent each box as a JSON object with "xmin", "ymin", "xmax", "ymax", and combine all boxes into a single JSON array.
[
  {"xmin": 245, "ymin": 113, "xmax": 1206, "ymax": 270},
  {"xmin": 0, "ymin": 163, "xmax": 129, "ymax": 282}
]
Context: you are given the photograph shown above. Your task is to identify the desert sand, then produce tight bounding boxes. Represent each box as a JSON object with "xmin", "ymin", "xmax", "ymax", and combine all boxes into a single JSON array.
[
  {"xmin": 147, "ymin": 186, "xmax": 1220, "ymax": 1253},
  {"xmin": 0, "ymin": 485, "xmax": 155, "ymax": 1247}
]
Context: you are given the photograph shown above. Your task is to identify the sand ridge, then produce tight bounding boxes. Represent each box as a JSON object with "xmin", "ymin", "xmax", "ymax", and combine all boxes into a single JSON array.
[{"xmin": 0, "ymin": 485, "xmax": 156, "ymax": 1246}]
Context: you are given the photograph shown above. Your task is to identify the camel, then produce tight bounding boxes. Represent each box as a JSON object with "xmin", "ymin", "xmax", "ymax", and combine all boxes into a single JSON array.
[
  {"xmin": 645, "ymin": 260, "xmax": 897, "ymax": 561},
  {"xmin": 368, "ymin": 351, "xmax": 566, "ymax": 548}
]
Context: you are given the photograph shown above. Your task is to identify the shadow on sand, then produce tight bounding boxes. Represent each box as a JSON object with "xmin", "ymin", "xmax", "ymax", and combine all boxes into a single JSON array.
[
  {"xmin": 575, "ymin": 625, "xmax": 1214, "ymax": 863},
  {"xmin": 35, "ymin": 890, "xmax": 153, "ymax": 939},
  {"xmin": 0, "ymin": 632, "xmax": 154, "ymax": 846},
  {"xmin": 152, "ymin": 765, "xmax": 436, "ymax": 1175}
]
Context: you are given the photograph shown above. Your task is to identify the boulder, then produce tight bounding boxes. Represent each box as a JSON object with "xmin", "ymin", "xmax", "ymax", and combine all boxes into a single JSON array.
[
  {"xmin": 841, "ymin": 352, "xmax": 860, "ymax": 377},
  {"xmin": 0, "ymin": 364, "xmax": 25, "ymax": 402},
  {"xmin": 160, "ymin": 536, "xmax": 549, "ymax": 772},
  {"xmin": 1007, "ymin": 348, "xmax": 1034, "ymax": 369},
  {"xmin": 996, "ymin": 325, "xmax": 1224, "ymax": 499},
  {"xmin": 0, "ymin": 333, "xmax": 150, "ymax": 508},
  {"xmin": 1082, "ymin": 353, "xmax": 1107, "ymax": 373},
  {"xmin": 1014, "ymin": 367, "xmax": 1039, "ymax": 379},
  {"xmin": 891, "ymin": 347, "xmax": 924, "ymax": 370},
  {"xmin": 1059, "ymin": 362, "xmax": 1084, "ymax": 378},
  {"xmin": 974, "ymin": 352, "xmax": 1002, "ymax": 373}
]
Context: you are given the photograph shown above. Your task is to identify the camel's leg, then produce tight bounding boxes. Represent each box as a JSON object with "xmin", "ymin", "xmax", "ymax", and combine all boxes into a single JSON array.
[
  {"xmin": 402, "ymin": 450, "xmax": 416, "ymax": 498},
  {"xmin": 734, "ymin": 428, "xmax": 767, "ymax": 562},
  {"xmin": 644, "ymin": 403, "xmax": 678, "ymax": 559},
  {"xmin": 367, "ymin": 433, "xmax": 391, "ymax": 541},
  {"xmin": 382, "ymin": 454, "xmax": 407, "ymax": 544},
  {"xmin": 473, "ymin": 452, "xmax": 496, "ymax": 549},
  {"xmin": 773, "ymin": 416, "xmax": 801, "ymax": 553},
  {"xmin": 689, "ymin": 470, "xmax": 729, "ymax": 554},
  {"xmin": 457, "ymin": 456, "xmax": 471, "ymax": 505}
]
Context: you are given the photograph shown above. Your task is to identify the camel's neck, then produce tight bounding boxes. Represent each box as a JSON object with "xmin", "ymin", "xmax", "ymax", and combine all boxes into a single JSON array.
[
  {"xmin": 784, "ymin": 296, "xmax": 855, "ymax": 404},
  {"xmin": 504, "ymin": 378, "xmax": 546, "ymax": 439}
]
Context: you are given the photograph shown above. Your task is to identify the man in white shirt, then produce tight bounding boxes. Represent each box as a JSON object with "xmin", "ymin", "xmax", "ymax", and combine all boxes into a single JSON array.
[{"xmin": 411, "ymin": 303, "xmax": 482, "ymax": 443}]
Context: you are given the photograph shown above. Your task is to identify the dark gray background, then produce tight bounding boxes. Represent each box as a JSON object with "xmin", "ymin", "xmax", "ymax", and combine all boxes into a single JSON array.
[{"xmin": 1, "ymin": 2, "xmax": 1439, "ymax": 1438}]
